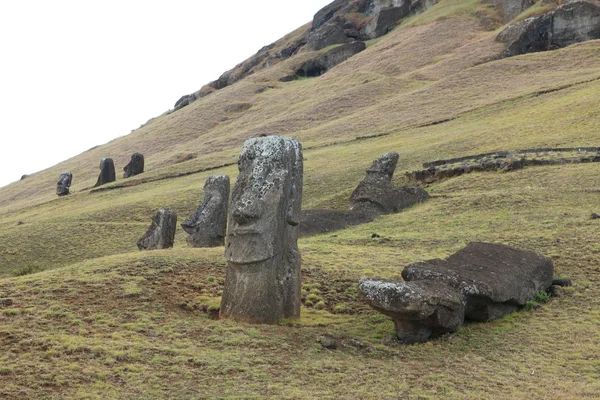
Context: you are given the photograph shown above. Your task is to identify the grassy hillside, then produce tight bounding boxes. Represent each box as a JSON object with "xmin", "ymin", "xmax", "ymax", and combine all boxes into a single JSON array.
[{"xmin": 1, "ymin": 0, "xmax": 600, "ymax": 398}]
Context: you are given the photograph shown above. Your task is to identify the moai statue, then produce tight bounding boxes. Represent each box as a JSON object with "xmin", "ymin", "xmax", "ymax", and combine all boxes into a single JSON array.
[
  {"xmin": 123, "ymin": 153, "xmax": 145, "ymax": 178},
  {"xmin": 56, "ymin": 172, "xmax": 73, "ymax": 196},
  {"xmin": 137, "ymin": 209, "xmax": 178, "ymax": 250},
  {"xmin": 220, "ymin": 136, "xmax": 303, "ymax": 324},
  {"xmin": 94, "ymin": 158, "xmax": 116, "ymax": 187},
  {"xmin": 181, "ymin": 175, "xmax": 230, "ymax": 248}
]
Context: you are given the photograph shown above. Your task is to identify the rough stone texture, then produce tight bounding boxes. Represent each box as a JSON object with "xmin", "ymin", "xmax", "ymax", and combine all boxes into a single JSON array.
[
  {"xmin": 402, "ymin": 242, "xmax": 554, "ymax": 321},
  {"xmin": 359, "ymin": 278, "xmax": 465, "ymax": 343},
  {"xmin": 485, "ymin": 0, "xmax": 534, "ymax": 22},
  {"xmin": 56, "ymin": 172, "xmax": 72, "ymax": 196},
  {"xmin": 552, "ymin": 278, "xmax": 573, "ymax": 287},
  {"xmin": 94, "ymin": 158, "xmax": 116, "ymax": 188},
  {"xmin": 350, "ymin": 152, "xmax": 429, "ymax": 214},
  {"xmin": 549, "ymin": 285, "xmax": 565, "ymax": 297},
  {"xmin": 181, "ymin": 175, "xmax": 230, "ymax": 248},
  {"xmin": 362, "ymin": 0, "xmax": 411, "ymax": 39},
  {"xmin": 497, "ymin": 0, "xmax": 600, "ymax": 56},
  {"xmin": 296, "ymin": 41, "xmax": 367, "ymax": 78},
  {"xmin": 137, "ymin": 209, "xmax": 178, "ymax": 251},
  {"xmin": 123, "ymin": 153, "xmax": 145, "ymax": 178},
  {"xmin": 220, "ymin": 136, "xmax": 303, "ymax": 324}
]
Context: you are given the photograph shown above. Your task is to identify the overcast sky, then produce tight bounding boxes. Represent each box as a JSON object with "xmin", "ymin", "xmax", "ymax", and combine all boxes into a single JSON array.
[{"xmin": 0, "ymin": 0, "xmax": 332, "ymax": 189}]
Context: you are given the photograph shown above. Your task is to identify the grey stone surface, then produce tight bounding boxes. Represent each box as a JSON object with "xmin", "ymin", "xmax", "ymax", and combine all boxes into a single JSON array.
[
  {"xmin": 181, "ymin": 175, "xmax": 230, "ymax": 248},
  {"xmin": 359, "ymin": 278, "xmax": 465, "ymax": 343},
  {"xmin": 94, "ymin": 158, "xmax": 116, "ymax": 187},
  {"xmin": 485, "ymin": 0, "xmax": 534, "ymax": 22},
  {"xmin": 497, "ymin": 0, "xmax": 600, "ymax": 56},
  {"xmin": 137, "ymin": 209, "xmax": 178, "ymax": 250},
  {"xmin": 350, "ymin": 152, "xmax": 429, "ymax": 214},
  {"xmin": 402, "ymin": 242, "xmax": 554, "ymax": 322},
  {"xmin": 56, "ymin": 172, "xmax": 72, "ymax": 196},
  {"xmin": 220, "ymin": 136, "xmax": 303, "ymax": 324},
  {"xmin": 123, "ymin": 153, "xmax": 145, "ymax": 178},
  {"xmin": 296, "ymin": 41, "xmax": 366, "ymax": 78}
]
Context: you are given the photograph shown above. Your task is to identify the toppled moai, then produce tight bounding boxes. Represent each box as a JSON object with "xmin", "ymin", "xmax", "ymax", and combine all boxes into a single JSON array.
[
  {"xmin": 360, "ymin": 242, "xmax": 555, "ymax": 343},
  {"xmin": 220, "ymin": 136, "xmax": 303, "ymax": 324},
  {"xmin": 123, "ymin": 153, "xmax": 145, "ymax": 178},
  {"xmin": 94, "ymin": 158, "xmax": 116, "ymax": 187},
  {"xmin": 56, "ymin": 172, "xmax": 73, "ymax": 196},
  {"xmin": 181, "ymin": 174, "xmax": 230, "ymax": 248},
  {"xmin": 137, "ymin": 209, "xmax": 178, "ymax": 250},
  {"xmin": 350, "ymin": 152, "xmax": 429, "ymax": 215}
]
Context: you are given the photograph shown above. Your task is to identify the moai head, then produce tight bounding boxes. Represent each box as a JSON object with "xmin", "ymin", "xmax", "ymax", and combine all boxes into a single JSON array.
[
  {"xmin": 56, "ymin": 172, "xmax": 73, "ymax": 196},
  {"xmin": 95, "ymin": 158, "xmax": 116, "ymax": 187},
  {"xmin": 123, "ymin": 153, "xmax": 145, "ymax": 178},
  {"xmin": 225, "ymin": 136, "xmax": 303, "ymax": 265},
  {"xmin": 350, "ymin": 152, "xmax": 400, "ymax": 214},
  {"xmin": 366, "ymin": 152, "xmax": 399, "ymax": 182},
  {"xmin": 221, "ymin": 136, "xmax": 303, "ymax": 324}
]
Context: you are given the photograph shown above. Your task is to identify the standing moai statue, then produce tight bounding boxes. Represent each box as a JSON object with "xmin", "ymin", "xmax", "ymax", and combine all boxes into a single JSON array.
[
  {"xmin": 181, "ymin": 175, "xmax": 230, "ymax": 248},
  {"xmin": 56, "ymin": 172, "xmax": 73, "ymax": 196},
  {"xmin": 137, "ymin": 209, "xmax": 178, "ymax": 250},
  {"xmin": 123, "ymin": 153, "xmax": 145, "ymax": 178},
  {"xmin": 220, "ymin": 136, "xmax": 303, "ymax": 324},
  {"xmin": 94, "ymin": 158, "xmax": 116, "ymax": 187}
]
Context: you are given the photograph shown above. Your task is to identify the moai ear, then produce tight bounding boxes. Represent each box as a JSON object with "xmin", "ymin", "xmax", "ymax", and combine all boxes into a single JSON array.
[{"xmin": 286, "ymin": 183, "xmax": 300, "ymax": 226}]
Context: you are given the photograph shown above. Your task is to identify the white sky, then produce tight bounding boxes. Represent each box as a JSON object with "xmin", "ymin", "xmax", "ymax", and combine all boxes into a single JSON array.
[{"xmin": 0, "ymin": 0, "xmax": 332, "ymax": 189}]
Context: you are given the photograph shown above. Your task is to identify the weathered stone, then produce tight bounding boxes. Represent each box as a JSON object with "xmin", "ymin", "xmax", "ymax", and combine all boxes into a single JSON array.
[
  {"xmin": 549, "ymin": 285, "xmax": 565, "ymax": 297},
  {"xmin": 298, "ymin": 209, "xmax": 376, "ymax": 237},
  {"xmin": 485, "ymin": 0, "xmax": 534, "ymax": 22},
  {"xmin": 591, "ymin": 213, "xmax": 600, "ymax": 220},
  {"xmin": 296, "ymin": 41, "xmax": 367, "ymax": 78},
  {"xmin": 123, "ymin": 153, "xmax": 145, "ymax": 178},
  {"xmin": 362, "ymin": 0, "xmax": 411, "ymax": 39},
  {"xmin": 20, "ymin": 174, "xmax": 28, "ymax": 180},
  {"xmin": 0, "ymin": 298, "xmax": 14, "ymax": 306},
  {"xmin": 350, "ymin": 152, "xmax": 429, "ymax": 214},
  {"xmin": 497, "ymin": 0, "xmax": 600, "ymax": 56},
  {"xmin": 137, "ymin": 209, "xmax": 178, "ymax": 250},
  {"xmin": 320, "ymin": 335, "xmax": 338, "ymax": 349},
  {"xmin": 220, "ymin": 136, "xmax": 303, "ymax": 324},
  {"xmin": 359, "ymin": 278, "xmax": 465, "ymax": 344},
  {"xmin": 94, "ymin": 158, "xmax": 116, "ymax": 187},
  {"xmin": 402, "ymin": 242, "xmax": 554, "ymax": 321},
  {"xmin": 181, "ymin": 175, "xmax": 230, "ymax": 248},
  {"xmin": 56, "ymin": 172, "xmax": 72, "ymax": 196},
  {"xmin": 552, "ymin": 278, "xmax": 573, "ymax": 287}
]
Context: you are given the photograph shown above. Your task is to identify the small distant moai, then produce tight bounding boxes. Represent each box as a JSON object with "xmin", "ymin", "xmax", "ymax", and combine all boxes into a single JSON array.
[
  {"xmin": 56, "ymin": 172, "xmax": 73, "ymax": 196},
  {"xmin": 94, "ymin": 158, "xmax": 116, "ymax": 187},
  {"xmin": 137, "ymin": 209, "xmax": 178, "ymax": 250},
  {"xmin": 350, "ymin": 152, "xmax": 399, "ymax": 214},
  {"xmin": 220, "ymin": 136, "xmax": 303, "ymax": 324},
  {"xmin": 123, "ymin": 153, "xmax": 145, "ymax": 178},
  {"xmin": 181, "ymin": 175, "xmax": 230, "ymax": 248}
]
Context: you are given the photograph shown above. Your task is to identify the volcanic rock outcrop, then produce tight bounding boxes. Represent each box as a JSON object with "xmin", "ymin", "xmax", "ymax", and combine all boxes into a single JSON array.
[
  {"xmin": 220, "ymin": 136, "xmax": 303, "ymax": 324},
  {"xmin": 137, "ymin": 209, "xmax": 178, "ymax": 251},
  {"xmin": 56, "ymin": 172, "xmax": 72, "ymax": 196},
  {"xmin": 123, "ymin": 153, "xmax": 145, "ymax": 178},
  {"xmin": 360, "ymin": 242, "xmax": 555, "ymax": 343},
  {"xmin": 94, "ymin": 158, "xmax": 116, "ymax": 188},
  {"xmin": 295, "ymin": 41, "xmax": 366, "ymax": 78},
  {"xmin": 181, "ymin": 175, "xmax": 230, "ymax": 248},
  {"xmin": 497, "ymin": 0, "xmax": 600, "ymax": 56}
]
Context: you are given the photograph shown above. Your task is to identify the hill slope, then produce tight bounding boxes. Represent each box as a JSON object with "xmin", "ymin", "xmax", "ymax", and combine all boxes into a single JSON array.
[{"xmin": 1, "ymin": 0, "xmax": 600, "ymax": 398}]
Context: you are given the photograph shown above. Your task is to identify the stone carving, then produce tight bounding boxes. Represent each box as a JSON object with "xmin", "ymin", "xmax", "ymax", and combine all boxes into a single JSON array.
[
  {"xmin": 94, "ymin": 158, "xmax": 116, "ymax": 187},
  {"xmin": 181, "ymin": 175, "xmax": 230, "ymax": 248},
  {"xmin": 220, "ymin": 136, "xmax": 303, "ymax": 324},
  {"xmin": 359, "ymin": 242, "xmax": 555, "ymax": 343},
  {"xmin": 350, "ymin": 152, "xmax": 429, "ymax": 215},
  {"xmin": 123, "ymin": 153, "xmax": 145, "ymax": 178},
  {"xmin": 137, "ymin": 209, "xmax": 178, "ymax": 250},
  {"xmin": 56, "ymin": 172, "xmax": 73, "ymax": 196}
]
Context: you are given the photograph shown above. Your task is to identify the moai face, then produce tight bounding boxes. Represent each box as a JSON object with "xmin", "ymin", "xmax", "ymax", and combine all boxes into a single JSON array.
[
  {"xmin": 225, "ymin": 136, "xmax": 303, "ymax": 265},
  {"xmin": 123, "ymin": 153, "xmax": 144, "ymax": 178},
  {"xmin": 56, "ymin": 172, "xmax": 72, "ymax": 196},
  {"xmin": 366, "ymin": 152, "xmax": 399, "ymax": 181}
]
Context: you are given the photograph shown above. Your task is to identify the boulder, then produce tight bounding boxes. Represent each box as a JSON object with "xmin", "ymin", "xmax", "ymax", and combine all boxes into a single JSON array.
[
  {"xmin": 362, "ymin": 1, "xmax": 411, "ymax": 39},
  {"xmin": 181, "ymin": 175, "xmax": 230, "ymax": 248},
  {"xmin": 485, "ymin": 0, "xmax": 534, "ymax": 22},
  {"xmin": 296, "ymin": 41, "xmax": 367, "ymax": 78},
  {"xmin": 56, "ymin": 172, "xmax": 72, "ymax": 196},
  {"xmin": 137, "ymin": 209, "xmax": 178, "ymax": 250},
  {"xmin": 402, "ymin": 242, "xmax": 554, "ymax": 321},
  {"xmin": 497, "ymin": 0, "xmax": 600, "ymax": 56},
  {"xmin": 123, "ymin": 153, "xmax": 145, "ymax": 178},
  {"xmin": 94, "ymin": 158, "xmax": 116, "ymax": 187},
  {"xmin": 359, "ymin": 278, "xmax": 465, "ymax": 343}
]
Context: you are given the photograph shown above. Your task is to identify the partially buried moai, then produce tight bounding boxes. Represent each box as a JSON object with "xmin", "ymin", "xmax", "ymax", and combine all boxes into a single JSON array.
[
  {"xmin": 123, "ymin": 153, "xmax": 144, "ymax": 178},
  {"xmin": 181, "ymin": 174, "xmax": 230, "ymax": 248},
  {"xmin": 137, "ymin": 209, "xmax": 178, "ymax": 250},
  {"xmin": 94, "ymin": 158, "xmax": 116, "ymax": 187},
  {"xmin": 220, "ymin": 136, "xmax": 303, "ymax": 324},
  {"xmin": 56, "ymin": 172, "xmax": 73, "ymax": 196}
]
